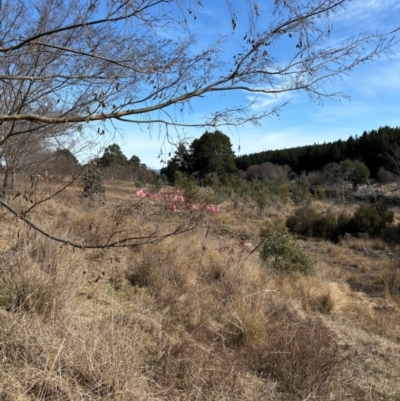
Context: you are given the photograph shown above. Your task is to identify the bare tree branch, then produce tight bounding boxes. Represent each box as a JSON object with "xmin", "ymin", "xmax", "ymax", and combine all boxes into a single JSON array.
[
  {"xmin": 0, "ymin": 196, "xmax": 201, "ymax": 249},
  {"xmin": 0, "ymin": 0, "xmax": 398, "ymax": 132}
]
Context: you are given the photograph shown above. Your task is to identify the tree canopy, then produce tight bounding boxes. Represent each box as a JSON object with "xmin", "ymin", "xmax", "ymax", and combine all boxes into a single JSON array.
[
  {"xmin": 191, "ymin": 131, "xmax": 238, "ymax": 179},
  {"xmin": 53, "ymin": 149, "xmax": 79, "ymax": 166},
  {"xmin": 161, "ymin": 131, "xmax": 237, "ymax": 183},
  {"xmin": 236, "ymin": 126, "xmax": 400, "ymax": 178},
  {"xmin": 100, "ymin": 144, "xmax": 128, "ymax": 167}
]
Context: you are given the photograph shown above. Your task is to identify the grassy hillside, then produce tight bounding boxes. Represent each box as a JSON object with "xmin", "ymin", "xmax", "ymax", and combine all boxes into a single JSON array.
[{"xmin": 0, "ymin": 180, "xmax": 400, "ymax": 400}]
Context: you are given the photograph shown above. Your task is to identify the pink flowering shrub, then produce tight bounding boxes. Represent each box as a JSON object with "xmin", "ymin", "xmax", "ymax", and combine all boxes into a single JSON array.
[
  {"xmin": 135, "ymin": 189, "xmax": 149, "ymax": 198},
  {"xmin": 205, "ymin": 204, "xmax": 219, "ymax": 214},
  {"xmin": 134, "ymin": 186, "xmax": 220, "ymax": 214}
]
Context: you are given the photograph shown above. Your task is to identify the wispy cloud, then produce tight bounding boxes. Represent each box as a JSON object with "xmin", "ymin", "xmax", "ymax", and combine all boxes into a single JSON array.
[
  {"xmin": 338, "ymin": 0, "xmax": 400, "ymax": 23},
  {"xmin": 357, "ymin": 59, "xmax": 400, "ymax": 95},
  {"xmin": 196, "ymin": 5, "xmax": 217, "ymax": 17},
  {"xmin": 247, "ymin": 93, "xmax": 291, "ymax": 111},
  {"xmin": 233, "ymin": 127, "xmax": 321, "ymax": 155}
]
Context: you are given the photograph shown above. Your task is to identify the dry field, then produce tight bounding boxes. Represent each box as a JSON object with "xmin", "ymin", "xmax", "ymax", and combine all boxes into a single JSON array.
[{"xmin": 0, "ymin": 179, "xmax": 400, "ymax": 400}]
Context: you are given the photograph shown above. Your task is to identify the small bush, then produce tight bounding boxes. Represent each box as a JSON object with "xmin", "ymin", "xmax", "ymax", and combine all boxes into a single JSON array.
[
  {"xmin": 308, "ymin": 170, "xmax": 324, "ymax": 186},
  {"xmin": 375, "ymin": 197, "xmax": 395, "ymax": 225},
  {"xmin": 349, "ymin": 204, "xmax": 382, "ymax": 236},
  {"xmin": 285, "ymin": 206, "xmax": 319, "ymax": 237},
  {"xmin": 254, "ymin": 187, "xmax": 268, "ymax": 212},
  {"xmin": 291, "ymin": 172, "xmax": 312, "ymax": 204},
  {"xmin": 260, "ymin": 220, "xmax": 311, "ymax": 273},
  {"xmin": 334, "ymin": 212, "xmax": 351, "ymax": 238},
  {"xmin": 276, "ymin": 183, "xmax": 290, "ymax": 201},
  {"xmin": 286, "ymin": 200, "xmax": 395, "ymax": 243},
  {"xmin": 376, "ymin": 166, "xmax": 396, "ymax": 183},
  {"xmin": 312, "ymin": 213, "xmax": 339, "ymax": 241},
  {"xmin": 81, "ymin": 163, "xmax": 105, "ymax": 202},
  {"xmin": 313, "ymin": 185, "xmax": 326, "ymax": 200},
  {"xmin": 347, "ymin": 199, "xmax": 394, "ymax": 238},
  {"xmin": 384, "ymin": 224, "xmax": 400, "ymax": 244}
]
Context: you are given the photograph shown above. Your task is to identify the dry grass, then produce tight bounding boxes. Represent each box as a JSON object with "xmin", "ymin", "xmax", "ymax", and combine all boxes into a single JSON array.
[{"xmin": 0, "ymin": 180, "xmax": 400, "ymax": 400}]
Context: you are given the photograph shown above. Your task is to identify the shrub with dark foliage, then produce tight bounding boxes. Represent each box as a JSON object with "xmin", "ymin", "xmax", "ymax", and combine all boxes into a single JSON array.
[
  {"xmin": 81, "ymin": 163, "xmax": 105, "ymax": 202},
  {"xmin": 286, "ymin": 199, "xmax": 394, "ymax": 242},
  {"xmin": 286, "ymin": 206, "xmax": 319, "ymax": 237},
  {"xmin": 346, "ymin": 199, "xmax": 394, "ymax": 238},
  {"xmin": 260, "ymin": 220, "xmax": 311, "ymax": 273}
]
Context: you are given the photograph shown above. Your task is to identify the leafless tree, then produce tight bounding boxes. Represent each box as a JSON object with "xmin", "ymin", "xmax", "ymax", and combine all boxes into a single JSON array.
[
  {"xmin": 0, "ymin": 0, "xmax": 399, "ymax": 248},
  {"xmin": 0, "ymin": 131, "xmax": 46, "ymax": 191},
  {"xmin": 1, "ymin": 1, "xmax": 398, "ymax": 129}
]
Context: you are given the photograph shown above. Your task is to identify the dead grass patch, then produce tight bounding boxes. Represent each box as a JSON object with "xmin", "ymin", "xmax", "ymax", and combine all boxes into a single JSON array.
[{"xmin": 1, "ymin": 181, "xmax": 400, "ymax": 400}]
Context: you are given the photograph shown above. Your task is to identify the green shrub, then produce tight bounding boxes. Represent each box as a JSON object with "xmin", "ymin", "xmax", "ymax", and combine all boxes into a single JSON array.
[
  {"xmin": 376, "ymin": 166, "xmax": 395, "ymax": 183},
  {"xmin": 350, "ymin": 205, "xmax": 381, "ymax": 236},
  {"xmin": 313, "ymin": 185, "xmax": 326, "ymax": 200},
  {"xmin": 375, "ymin": 198, "xmax": 395, "ymax": 225},
  {"xmin": 260, "ymin": 220, "xmax": 311, "ymax": 273},
  {"xmin": 348, "ymin": 199, "xmax": 394, "ymax": 238},
  {"xmin": 336, "ymin": 213, "xmax": 352, "ymax": 237},
  {"xmin": 312, "ymin": 214, "xmax": 338, "ymax": 241},
  {"xmin": 254, "ymin": 186, "xmax": 268, "ymax": 215},
  {"xmin": 276, "ymin": 183, "xmax": 290, "ymax": 201},
  {"xmin": 286, "ymin": 200, "xmax": 395, "ymax": 242},
  {"xmin": 384, "ymin": 224, "xmax": 400, "ymax": 244},
  {"xmin": 286, "ymin": 207, "xmax": 340, "ymax": 241},
  {"xmin": 340, "ymin": 159, "xmax": 370, "ymax": 188},
  {"xmin": 81, "ymin": 163, "xmax": 105, "ymax": 202},
  {"xmin": 291, "ymin": 172, "xmax": 312, "ymax": 204},
  {"xmin": 286, "ymin": 206, "xmax": 319, "ymax": 237}
]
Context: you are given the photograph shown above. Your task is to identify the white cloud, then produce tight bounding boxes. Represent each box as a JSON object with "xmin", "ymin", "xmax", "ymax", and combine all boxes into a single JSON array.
[
  {"xmin": 231, "ymin": 128, "xmax": 314, "ymax": 155},
  {"xmin": 357, "ymin": 59, "xmax": 400, "ymax": 95},
  {"xmin": 337, "ymin": 0, "xmax": 399, "ymax": 23},
  {"xmin": 247, "ymin": 93, "xmax": 291, "ymax": 111}
]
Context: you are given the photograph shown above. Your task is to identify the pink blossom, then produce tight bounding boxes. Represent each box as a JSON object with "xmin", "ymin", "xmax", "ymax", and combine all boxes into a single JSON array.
[
  {"xmin": 135, "ymin": 189, "xmax": 147, "ymax": 198},
  {"xmin": 205, "ymin": 204, "xmax": 219, "ymax": 214},
  {"xmin": 173, "ymin": 195, "xmax": 184, "ymax": 202},
  {"xmin": 136, "ymin": 187, "xmax": 187, "ymax": 205}
]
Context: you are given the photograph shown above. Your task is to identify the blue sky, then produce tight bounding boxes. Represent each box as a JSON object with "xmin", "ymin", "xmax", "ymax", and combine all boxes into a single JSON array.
[{"xmin": 108, "ymin": 0, "xmax": 400, "ymax": 169}]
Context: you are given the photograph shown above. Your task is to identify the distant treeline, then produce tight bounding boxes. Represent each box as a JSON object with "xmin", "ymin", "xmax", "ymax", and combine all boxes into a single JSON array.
[{"xmin": 235, "ymin": 126, "xmax": 400, "ymax": 177}]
